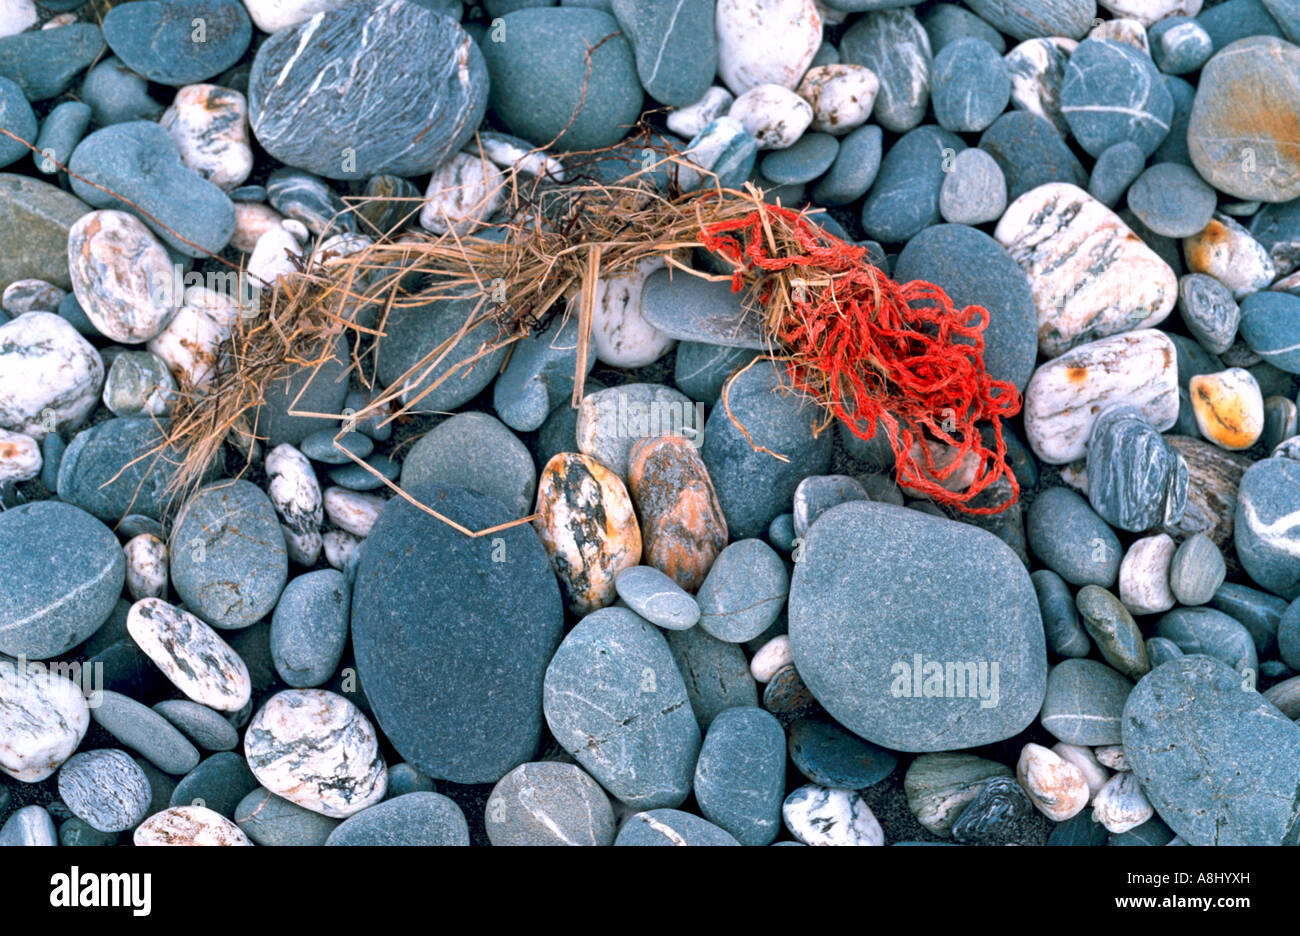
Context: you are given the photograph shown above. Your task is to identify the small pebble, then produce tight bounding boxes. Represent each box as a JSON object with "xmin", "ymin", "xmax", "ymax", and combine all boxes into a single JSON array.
[
  {"xmin": 1091, "ymin": 772, "xmax": 1154, "ymax": 834},
  {"xmin": 782, "ymin": 783, "xmax": 883, "ymax": 846},
  {"xmin": 133, "ymin": 805, "xmax": 252, "ymax": 846},
  {"xmin": 613, "ymin": 565, "xmax": 700, "ymax": 631},
  {"xmin": 1189, "ymin": 367, "xmax": 1265, "ymax": 451}
]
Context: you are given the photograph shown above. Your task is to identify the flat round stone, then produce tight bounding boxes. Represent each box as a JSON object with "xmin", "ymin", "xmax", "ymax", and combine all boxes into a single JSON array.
[
  {"xmin": 1060, "ymin": 38, "xmax": 1173, "ymax": 158},
  {"xmin": 57, "ymin": 749, "xmax": 152, "ymax": 832},
  {"xmin": 1127, "ymin": 162, "xmax": 1218, "ymax": 238},
  {"xmin": 788, "ymin": 716, "xmax": 898, "ymax": 789},
  {"xmin": 614, "ymin": 565, "xmax": 700, "ymax": 630},
  {"xmin": 0, "ymin": 662, "xmax": 89, "ymax": 782},
  {"xmin": 696, "ymin": 539, "xmax": 788, "ymax": 643},
  {"xmin": 270, "ymin": 569, "xmax": 349, "ymax": 689},
  {"xmin": 102, "ymin": 0, "xmax": 250, "ymax": 86},
  {"xmin": 325, "ymin": 792, "xmax": 469, "ymax": 846},
  {"xmin": 760, "ymin": 132, "xmax": 838, "ymax": 184},
  {"xmin": 1039, "ymin": 658, "xmax": 1133, "ymax": 746},
  {"xmin": 486, "ymin": 762, "xmax": 615, "ymax": 847}
]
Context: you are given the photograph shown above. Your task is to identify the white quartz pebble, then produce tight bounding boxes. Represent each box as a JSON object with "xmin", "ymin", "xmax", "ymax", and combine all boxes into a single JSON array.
[
  {"xmin": 1118, "ymin": 533, "xmax": 1178, "ymax": 615},
  {"xmin": 1016, "ymin": 742, "xmax": 1089, "ymax": 821},
  {"xmin": 0, "ymin": 312, "xmax": 103, "ymax": 440},
  {"xmin": 67, "ymin": 210, "xmax": 179, "ymax": 344},
  {"xmin": 716, "ymin": 0, "xmax": 823, "ymax": 95},
  {"xmin": 796, "ymin": 64, "xmax": 879, "ymax": 135},
  {"xmin": 1050, "ymin": 742, "xmax": 1110, "ymax": 801},
  {"xmin": 0, "ymin": 660, "xmax": 89, "ymax": 782},
  {"xmin": 589, "ymin": 256, "xmax": 675, "ymax": 368},
  {"xmin": 147, "ymin": 286, "xmax": 239, "ymax": 391},
  {"xmin": 0, "ymin": 428, "xmax": 41, "ymax": 483},
  {"xmin": 1, "ymin": 278, "xmax": 63, "ymax": 316},
  {"xmin": 126, "ymin": 598, "xmax": 251, "ymax": 712},
  {"xmin": 729, "ymin": 84, "xmax": 814, "ymax": 150},
  {"xmin": 1094, "ymin": 744, "xmax": 1128, "ymax": 771},
  {"xmin": 1091, "ymin": 771, "xmax": 1154, "ymax": 833},
  {"xmin": 782, "ymin": 783, "xmax": 884, "ymax": 845},
  {"xmin": 160, "ymin": 84, "xmax": 253, "ymax": 191},
  {"xmin": 750, "ymin": 635, "xmax": 794, "ymax": 683},
  {"xmin": 667, "ymin": 86, "xmax": 736, "ymax": 140},
  {"xmin": 124, "ymin": 534, "xmax": 168, "ymax": 601},
  {"xmin": 322, "ymin": 487, "xmax": 384, "ymax": 539},
  {"xmin": 230, "ymin": 202, "xmax": 285, "ymax": 253},
  {"xmin": 266, "ymin": 443, "xmax": 323, "ymax": 566},
  {"xmin": 133, "ymin": 805, "xmax": 252, "ymax": 846},
  {"xmin": 247, "ymin": 221, "xmax": 306, "ymax": 289},
  {"xmin": 322, "ymin": 529, "xmax": 361, "ymax": 571},
  {"xmin": 419, "ymin": 151, "xmax": 504, "ymax": 236}
]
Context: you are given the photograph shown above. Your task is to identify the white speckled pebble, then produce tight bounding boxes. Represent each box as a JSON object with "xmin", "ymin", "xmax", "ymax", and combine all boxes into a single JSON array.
[
  {"xmin": 247, "ymin": 221, "xmax": 305, "ymax": 289},
  {"xmin": 1091, "ymin": 771, "xmax": 1154, "ymax": 833},
  {"xmin": 161, "ymin": 84, "xmax": 253, "ymax": 191},
  {"xmin": 1087, "ymin": 17, "xmax": 1149, "ymax": 55},
  {"xmin": 147, "ymin": 286, "xmax": 239, "ymax": 391},
  {"xmin": 782, "ymin": 783, "xmax": 884, "ymax": 845},
  {"xmin": 1118, "ymin": 533, "xmax": 1177, "ymax": 615},
  {"xmin": 0, "ymin": 311, "xmax": 103, "ymax": 440},
  {"xmin": 715, "ymin": 0, "xmax": 822, "ymax": 95},
  {"xmin": 796, "ymin": 64, "xmax": 878, "ymax": 135},
  {"xmin": 667, "ymin": 86, "xmax": 735, "ymax": 139},
  {"xmin": 480, "ymin": 132, "xmax": 566, "ymax": 182},
  {"xmin": 133, "ymin": 805, "xmax": 252, "ymax": 846},
  {"xmin": 0, "ymin": 428, "xmax": 41, "ymax": 483},
  {"xmin": 0, "ymin": 661, "xmax": 89, "ymax": 782},
  {"xmin": 750, "ymin": 635, "xmax": 794, "ymax": 683},
  {"xmin": 1094, "ymin": 744, "xmax": 1128, "ymax": 770},
  {"xmin": 67, "ymin": 210, "xmax": 178, "ymax": 344},
  {"xmin": 589, "ymin": 256, "xmax": 674, "ymax": 368},
  {"xmin": 1, "ymin": 279, "xmax": 64, "ymax": 316},
  {"xmin": 1050, "ymin": 742, "xmax": 1110, "ymax": 801},
  {"xmin": 323, "ymin": 487, "xmax": 384, "ymax": 538},
  {"xmin": 1184, "ymin": 213, "xmax": 1275, "ymax": 299},
  {"xmin": 322, "ymin": 529, "xmax": 361, "ymax": 571},
  {"xmin": 230, "ymin": 202, "xmax": 285, "ymax": 253},
  {"xmin": 1016, "ymin": 742, "xmax": 1088, "ymax": 821},
  {"xmin": 729, "ymin": 83, "xmax": 813, "ymax": 150},
  {"xmin": 124, "ymin": 533, "xmax": 168, "ymax": 601},
  {"xmin": 419, "ymin": 151, "xmax": 504, "ymax": 236},
  {"xmin": 126, "ymin": 598, "xmax": 251, "ymax": 712},
  {"xmin": 244, "ymin": 689, "xmax": 387, "ymax": 819},
  {"xmin": 267, "ymin": 443, "xmax": 323, "ymax": 565}
]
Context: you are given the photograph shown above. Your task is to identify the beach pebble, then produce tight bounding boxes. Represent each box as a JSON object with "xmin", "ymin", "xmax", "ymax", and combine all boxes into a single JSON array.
[
  {"xmin": 860, "ymin": 123, "xmax": 962, "ymax": 245},
  {"xmin": 0, "ymin": 428, "xmax": 39, "ymax": 483},
  {"xmin": 1127, "ymin": 162, "xmax": 1218, "ymax": 239},
  {"xmin": 153, "ymin": 700, "xmax": 238, "ymax": 753},
  {"xmin": 0, "ymin": 661, "xmax": 89, "ymax": 782},
  {"xmin": 930, "ymin": 37, "xmax": 1009, "ymax": 133},
  {"xmin": 795, "ymin": 64, "xmax": 878, "ymax": 135},
  {"xmin": 760, "ymin": 131, "xmax": 838, "ymax": 184},
  {"xmin": 1163, "ymin": 435, "xmax": 1252, "ymax": 547},
  {"xmin": 1184, "ymin": 213, "xmax": 1276, "ymax": 299},
  {"xmin": 1017, "ymin": 742, "xmax": 1089, "ymax": 821},
  {"xmin": 611, "ymin": 0, "xmax": 716, "ymax": 107},
  {"xmin": 576, "ymin": 383, "xmax": 699, "ymax": 482},
  {"xmin": 1051, "ymin": 742, "xmax": 1110, "ymax": 799},
  {"xmin": 169, "ymin": 480, "xmax": 288, "ymax": 630},
  {"xmin": 0, "ymin": 311, "xmax": 103, "ymax": 441},
  {"xmin": 641, "ymin": 268, "xmax": 765, "ymax": 349},
  {"xmin": 1189, "ymin": 368, "xmax": 1265, "ymax": 450},
  {"xmin": 1187, "ymin": 37, "xmax": 1300, "ymax": 202},
  {"xmin": 615, "ymin": 809, "xmax": 740, "ymax": 846},
  {"xmin": 812, "ymin": 122, "xmax": 881, "ymax": 205},
  {"xmin": 91, "ymin": 690, "xmax": 199, "ymax": 776},
  {"xmin": 1088, "ymin": 16, "xmax": 1151, "ymax": 54},
  {"xmin": 840, "ymin": 8, "xmax": 931, "ymax": 133},
  {"xmin": 249, "ymin": 0, "xmax": 486, "ymax": 179},
  {"xmin": 614, "ymin": 566, "xmax": 699, "ymax": 631},
  {"xmin": 321, "ymin": 487, "xmax": 384, "ymax": 539},
  {"xmin": 0, "ymin": 806, "xmax": 56, "ymax": 846},
  {"xmin": 486, "ymin": 762, "xmax": 615, "ymax": 847},
  {"xmin": 1178, "ymin": 273, "xmax": 1240, "ymax": 355},
  {"xmin": 696, "ymin": 539, "xmax": 788, "ymax": 643},
  {"xmin": 230, "ymin": 202, "xmax": 283, "ymax": 252},
  {"xmin": 693, "ymin": 706, "xmax": 786, "ymax": 845},
  {"xmin": 325, "ymin": 792, "xmax": 468, "ymax": 846},
  {"xmin": 1123, "ymin": 655, "xmax": 1300, "ymax": 845},
  {"xmin": 322, "ymin": 531, "xmax": 360, "ymax": 574},
  {"xmin": 244, "ymin": 689, "xmax": 386, "ymax": 819},
  {"xmin": 1118, "ymin": 534, "xmax": 1179, "ymax": 615},
  {"xmin": 233, "ymin": 788, "xmax": 337, "ymax": 846},
  {"xmin": 57, "ymin": 749, "xmax": 151, "ymax": 833},
  {"xmin": 400, "ymin": 412, "xmax": 535, "ymax": 519},
  {"xmin": 67, "ymin": 209, "xmax": 178, "ymax": 344},
  {"xmin": 270, "ymin": 569, "xmax": 349, "ymax": 688},
  {"xmin": 783, "ymin": 784, "xmax": 883, "ymax": 846},
  {"xmin": 727, "ymin": 83, "xmax": 813, "ymax": 150},
  {"xmin": 788, "ymin": 715, "xmax": 897, "ymax": 790},
  {"xmin": 2, "ymin": 279, "xmax": 63, "ymax": 316},
  {"xmin": 492, "ymin": 313, "xmax": 592, "ymax": 432},
  {"xmin": 1060, "ymin": 38, "xmax": 1173, "ymax": 158},
  {"xmin": 147, "ymin": 287, "xmax": 238, "ymax": 390},
  {"xmin": 1003, "ymin": 37, "xmax": 1075, "ymax": 134},
  {"xmin": 266, "ymin": 444, "xmax": 323, "ymax": 567},
  {"xmin": 133, "ymin": 805, "xmax": 251, "ymax": 846},
  {"xmin": 102, "ymin": 350, "xmax": 175, "ymax": 419},
  {"xmin": 589, "ymin": 256, "xmax": 674, "ymax": 369},
  {"xmin": 962, "ymin": 0, "xmax": 1094, "ymax": 40},
  {"xmin": 300, "ymin": 429, "xmax": 372, "ymax": 466},
  {"xmin": 791, "ymin": 475, "xmax": 869, "ymax": 538},
  {"xmin": 1157, "ymin": 607, "xmax": 1258, "ymax": 675},
  {"xmin": 1088, "ymin": 141, "xmax": 1145, "ymax": 208},
  {"xmin": 995, "ymin": 184, "xmax": 1176, "ymax": 358},
  {"xmin": 123, "ymin": 534, "xmax": 167, "ymax": 601},
  {"xmin": 101, "ymin": 0, "xmax": 249, "ymax": 86},
  {"xmin": 714, "ymin": 0, "xmax": 822, "ymax": 95},
  {"xmin": 1032, "ymin": 569, "xmax": 1092, "ymax": 657},
  {"xmin": 903, "ymin": 752, "xmax": 1013, "ymax": 836},
  {"xmin": 1235, "ymin": 457, "xmax": 1300, "ymax": 600},
  {"xmin": 951, "ymin": 775, "xmax": 1044, "ymax": 845},
  {"xmin": 750, "ymin": 635, "xmax": 793, "ymax": 683},
  {"xmin": 667, "ymin": 86, "xmax": 735, "ymax": 140},
  {"xmin": 1091, "ymin": 772, "xmax": 1154, "ymax": 834},
  {"xmin": 666, "ymin": 625, "xmax": 758, "ymax": 729},
  {"xmin": 418, "ymin": 151, "xmax": 504, "ymax": 236},
  {"xmin": 1029, "ymin": 488, "xmax": 1122, "ymax": 588},
  {"xmin": 126, "ymin": 598, "xmax": 250, "ymax": 711},
  {"xmin": 980, "ymin": 109, "xmax": 1088, "ymax": 203},
  {"xmin": 1040, "ymin": 659, "xmax": 1133, "ymax": 747},
  {"xmin": 677, "ymin": 116, "xmax": 758, "ymax": 191},
  {"xmin": 1023, "ymin": 329, "xmax": 1180, "ymax": 464},
  {"xmin": 160, "ymin": 84, "xmax": 252, "ymax": 191},
  {"xmin": 938, "ymin": 147, "xmax": 1007, "ymax": 226},
  {"xmin": 1077, "ymin": 585, "xmax": 1150, "ymax": 680},
  {"xmin": 1086, "ymin": 405, "xmax": 1188, "ymax": 531},
  {"xmin": 1241, "ymin": 291, "xmax": 1300, "ymax": 374},
  {"xmin": 544, "ymin": 607, "xmax": 699, "ymax": 809},
  {"xmin": 1168, "ymin": 533, "xmax": 1226, "ymax": 606}
]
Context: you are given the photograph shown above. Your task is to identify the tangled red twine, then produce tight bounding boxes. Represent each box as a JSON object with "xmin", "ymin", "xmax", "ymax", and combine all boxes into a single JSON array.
[{"xmin": 699, "ymin": 203, "xmax": 1021, "ymax": 515}]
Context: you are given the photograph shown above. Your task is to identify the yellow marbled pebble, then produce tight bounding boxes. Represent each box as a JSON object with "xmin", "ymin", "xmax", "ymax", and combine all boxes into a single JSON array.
[{"xmin": 1189, "ymin": 367, "xmax": 1263, "ymax": 451}]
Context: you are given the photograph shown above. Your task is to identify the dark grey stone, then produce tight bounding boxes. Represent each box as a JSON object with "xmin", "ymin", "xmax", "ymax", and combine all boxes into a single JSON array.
[
  {"xmin": 979, "ymin": 110, "xmax": 1087, "ymax": 202},
  {"xmin": 860, "ymin": 124, "xmax": 964, "ymax": 244},
  {"xmin": 1178, "ymin": 273, "xmax": 1240, "ymax": 355},
  {"xmin": 492, "ymin": 311, "xmax": 593, "ymax": 432},
  {"xmin": 152, "ymin": 699, "xmax": 239, "ymax": 752},
  {"xmin": 930, "ymin": 37, "xmax": 1009, "ymax": 133},
  {"xmin": 102, "ymin": 0, "xmax": 251, "ymax": 86},
  {"xmin": 271, "ymin": 570, "xmax": 350, "ymax": 688},
  {"xmin": 1088, "ymin": 140, "xmax": 1145, "ymax": 208},
  {"xmin": 788, "ymin": 715, "xmax": 898, "ymax": 789},
  {"xmin": 1031, "ymin": 569, "xmax": 1092, "ymax": 658},
  {"xmin": 0, "ymin": 23, "xmax": 104, "ymax": 101},
  {"xmin": 1076, "ymin": 585, "xmax": 1149, "ymax": 681},
  {"xmin": 1060, "ymin": 38, "xmax": 1173, "ymax": 157},
  {"xmin": 811, "ymin": 123, "xmax": 882, "ymax": 206},
  {"xmin": 610, "ymin": 0, "xmax": 715, "ymax": 107},
  {"xmin": 665, "ymin": 624, "xmax": 758, "ymax": 730},
  {"xmin": 169, "ymin": 751, "xmax": 257, "ymax": 817},
  {"xmin": 951, "ymin": 775, "xmax": 1043, "ymax": 845},
  {"xmin": 696, "ymin": 539, "xmax": 788, "ymax": 643},
  {"xmin": 960, "ymin": 0, "xmax": 1093, "ymax": 41},
  {"xmin": 840, "ymin": 8, "xmax": 933, "ymax": 133},
  {"xmin": 234, "ymin": 788, "xmax": 338, "ymax": 845},
  {"xmin": 91, "ymin": 690, "xmax": 200, "ymax": 775},
  {"xmin": 1235, "ymin": 458, "xmax": 1300, "ymax": 600},
  {"xmin": 1209, "ymin": 582, "xmax": 1288, "ymax": 655},
  {"xmin": 1085, "ymin": 405, "xmax": 1188, "ymax": 532},
  {"xmin": 1156, "ymin": 607, "xmax": 1258, "ymax": 676},
  {"xmin": 255, "ymin": 334, "xmax": 351, "ymax": 448},
  {"xmin": 673, "ymin": 341, "xmax": 760, "ymax": 405}
]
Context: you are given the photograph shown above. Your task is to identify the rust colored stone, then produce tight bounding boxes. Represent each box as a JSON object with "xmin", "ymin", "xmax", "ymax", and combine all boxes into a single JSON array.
[{"xmin": 627, "ymin": 434, "xmax": 728, "ymax": 592}]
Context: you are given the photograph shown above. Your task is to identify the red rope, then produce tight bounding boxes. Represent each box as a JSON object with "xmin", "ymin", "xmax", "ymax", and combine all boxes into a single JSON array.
[{"xmin": 700, "ymin": 204, "xmax": 1021, "ymax": 515}]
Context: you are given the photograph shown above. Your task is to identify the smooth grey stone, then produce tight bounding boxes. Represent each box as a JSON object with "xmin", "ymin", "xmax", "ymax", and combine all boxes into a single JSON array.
[
  {"xmin": 938, "ymin": 146, "xmax": 1007, "ymax": 225},
  {"xmin": 614, "ymin": 808, "xmax": 740, "ymax": 846},
  {"xmin": 1264, "ymin": 396, "xmax": 1299, "ymax": 453},
  {"xmin": 234, "ymin": 788, "xmax": 338, "ymax": 846},
  {"xmin": 33, "ymin": 101, "xmax": 91, "ymax": 176},
  {"xmin": 300, "ymin": 429, "xmax": 372, "ymax": 465},
  {"xmin": 576, "ymin": 382, "xmax": 699, "ymax": 480},
  {"xmin": 169, "ymin": 480, "xmax": 288, "ymax": 630},
  {"xmin": 673, "ymin": 341, "xmax": 760, "ymax": 405},
  {"xmin": 1241, "ymin": 291, "xmax": 1300, "ymax": 375},
  {"xmin": 385, "ymin": 763, "xmax": 435, "ymax": 799},
  {"xmin": 923, "ymin": 3, "xmax": 1006, "ymax": 55},
  {"xmin": 102, "ymin": 0, "xmax": 250, "ymax": 86},
  {"xmin": 1152, "ymin": 73, "xmax": 1196, "ymax": 168},
  {"xmin": 1123, "ymin": 655, "xmax": 1300, "ymax": 845},
  {"xmin": 1060, "ymin": 38, "xmax": 1173, "ymax": 158},
  {"xmin": 767, "ymin": 513, "xmax": 796, "ymax": 553},
  {"xmin": 1027, "ymin": 487, "xmax": 1121, "ymax": 588},
  {"xmin": 930, "ymin": 36, "xmax": 1010, "ymax": 133},
  {"xmin": 1209, "ymin": 582, "xmax": 1289, "ymax": 656},
  {"xmin": 352, "ymin": 484, "xmax": 563, "ymax": 784},
  {"xmin": 480, "ymin": 7, "xmax": 642, "ymax": 152},
  {"xmin": 1168, "ymin": 532, "xmax": 1226, "ymax": 606},
  {"xmin": 0, "ymin": 805, "xmax": 56, "ymax": 846},
  {"xmin": 80, "ymin": 57, "xmax": 166, "ymax": 128},
  {"xmin": 544, "ymin": 607, "xmax": 700, "ymax": 809},
  {"xmin": 0, "ymin": 23, "xmax": 104, "ymax": 101},
  {"xmin": 1156, "ymin": 608, "xmax": 1258, "ymax": 677},
  {"xmin": 792, "ymin": 475, "xmax": 869, "ymax": 538},
  {"xmin": 701, "ymin": 360, "xmax": 832, "ymax": 539},
  {"xmin": 811, "ymin": 123, "xmax": 882, "ymax": 206},
  {"xmin": 610, "ymin": 0, "xmax": 715, "ymax": 107},
  {"xmin": 1146, "ymin": 636, "xmax": 1185, "ymax": 666},
  {"xmin": 0, "ymin": 500, "xmax": 124, "ymax": 659},
  {"xmin": 614, "ymin": 566, "xmax": 699, "ymax": 631},
  {"xmin": 665, "ymin": 624, "xmax": 758, "ymax": 730},
  {"xmin": 1040, "ymin": 658, "xmax": 1133, "ymax": 746},
  {"xmin": 1076, "ymin": 585, "xmax": 1149, "ymax": 681},
  {"xmin": 39, "ymin": 430, "xmax": 65, "ymax": 491},
  {"xmin": 133, "ymin": 757, "xmax": 176, "ymax": 819},
  {"xmin": 1178, "ymin": 273, "xmax": 1240, "ymax": 355},
  {"xmin": 152, "ymin": 699, "xmax": 240, "ymax": 751},
  {"xmin": 167, "ymin": 751, "xmax": 256, "ymax": 817},
  {"xmin": 787, "ymin": 715, "xmax": 898, "ymax": 789},
  {"xmin": 0, "ymin": 174, "xmax": 88, "ymax": 292},
  {"xmin": 693, "ymin": 706, "xmax": 786, "ymax": 846},
  {"xmin": 249, "ymin": 0, "xmax": 488, "ymax": 180},
  {"xmin": 761, "ymin": 132, "xmax": 839, "ymax": 185},
  {"xmin": 1150, "ymin": 16, "xmax": 1213, "ymax": 74},
  {"xmin": 860, "ymin": 124, "xmax": 964, "ymax": 244},
  {"xmin": 641, "ymin": 268, "xmax": 765, "ymax": 349},
  {"xmin": 1126, "ymin": 162, "xmax": 1217, "ymax": 239},
  {"xmin": 57, "ymin": 749, "xmax": 151, "ymax": 833},
  {"xmin": 1235, "ymin": 458, "xmax": 1300, "ymax": 600},
  {"xmin": 326, "ymin": 792, "xmax": 469, "ymax": 846},
  {"xmin": 696, "ymin": 539, "xmax": 789, "ymax": 644},
  {"xmin": 1088, "ymin": 140, "xmax": 1145, "ymax": 208},
  {"xmin": 1279, "ymin": 599, "xmax": 1300, "ymax": 670},
  {"xmin": 401, "ymin": 412, "xmax": 536, "ymax": 518},
  {"xmin": 1031, "ymin": 569, "xmax": 1091, "ymax": 658},
  {"xmin": 58, "ymin": 817, "xmax": 117, "ymax": 847},
  {"xmin": 493, "ymin": 313, "xmax": 595, "ymax": 432},
  {"xmin": 837, "ymin": 414, "xmax": 895, "ymax": 471},
  {"xmin": 1085, "ymin": 405, "xmax": 1188, "ymax": 532},
  {"xmin": 91, "ymin": 690, "xmax": 200, "ymax": 775},
  {"xmin": 789, "ymin": 501, "xmax": 1046, "ymax": 751},
  {"xmin": 68, "ymin": 120, "xmax": 235, "ymax": 257},
  {"xmin": 265, "ymin": 168, "xmax": 353, "ymax": 238},
  {"xmin": 485, "ymin": 761, "xmax": 615, "ymax": 846},
  {"xmin": 960, "ymin": 0, "xmax": 1093, "ymax": 41},
  {"xmin": 327, "ymin": 453, "xmax": 400, "ymax": 491},
  {"xmin": 270, "ymin": 569, "xmax": 350, "ymax": 688},
  {"xmin": 840, "ymin": 8, "xmax": 933, "ymax": 133},
  {"xmin": 979, "ymin": 109, "xmax": 1088, "ymax": 202}
]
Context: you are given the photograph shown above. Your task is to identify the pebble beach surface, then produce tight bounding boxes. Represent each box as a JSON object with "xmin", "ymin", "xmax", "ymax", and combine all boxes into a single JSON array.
[{"xmin": 1, "ymin": 0, "xmax": 1299, "ymax": 850}]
